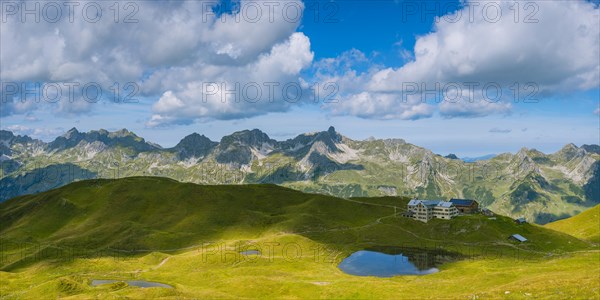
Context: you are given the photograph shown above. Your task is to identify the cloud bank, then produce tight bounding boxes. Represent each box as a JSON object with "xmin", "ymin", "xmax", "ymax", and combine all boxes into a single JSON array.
[
  {"xmin": 1, "ymin": 0, "xmax": 598, "ymax": 125},
  {"xmin": 320, "ymin": 0, "xmax": 599, "ymax": 120},
  {"xmin": 1, "ymin": 0, "xmax": 313, "ymax": 125}
]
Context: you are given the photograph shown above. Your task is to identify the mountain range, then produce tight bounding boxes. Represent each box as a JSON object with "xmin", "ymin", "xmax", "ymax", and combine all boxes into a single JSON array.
[{"xmin": 1, "ymin": 127, "xmax": 598, "ymax": 224}]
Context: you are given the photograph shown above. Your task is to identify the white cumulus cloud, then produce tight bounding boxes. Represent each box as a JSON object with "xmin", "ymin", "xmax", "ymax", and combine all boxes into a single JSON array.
[
  {"xmin": 320, "ymin": 0, "xmax": 599, "ymax": 120},
  {"xmin": 0, "ymin": 0, "xmax": 313, "ymax": 125}
]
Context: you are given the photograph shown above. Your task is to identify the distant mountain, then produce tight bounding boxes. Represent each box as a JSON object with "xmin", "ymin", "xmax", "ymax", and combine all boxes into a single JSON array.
[
  {"xmin": 215, "ymin": 129, "xmax": 277, "ymax": 165},
  {"xmin": 1, "ymin": 127, "xmax": 598, "ymax": 224},
  {"xmin": 171, "ymin": 133, "xmax": 217, "ymax": 160},
  {"xmin": 581, "ymin": 144, "xmax": 600, "ymax": 155},
  {"xmin": 0, "ymin": 130, "xmax": 42, "ymax": 156},
  {"xmin": 461, "ymin": 154, "xmax": 497, "ymax": 162},
  {"xmin": 444, "ymin": 154, "xmax": 459, "ymax": 160},
  {"xmin": 47, "ymin": 128, "xmax": 159, "ymax": 152}
]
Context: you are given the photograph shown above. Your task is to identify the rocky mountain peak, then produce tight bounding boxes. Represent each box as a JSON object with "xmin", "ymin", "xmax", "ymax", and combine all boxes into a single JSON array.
[
  {"xmin": 63, "ymin": 127, "xmax": 80, "ymax": 139},
  {"xmin": 176, "ymin": 133, "xmax": 215, "ymax": 148},
  {"xmin": 311, "ymin": 126, "xmax": 342, "ymax": 151},
  {"xmin": 0, "ymin": 130, "xmax": 15, "ymax": 141},
  {"xmin": 0, "ymin": 130, "xmax": 36, "ymax": 156},
  {"xmin": 221, "ymin": 129, "xmax": 274, "ymax": 147},
  {"xmin": 445, "ymin": 153, "xmax": 459, "ymax": 160},
  {"xmin": 516, "ymin": 147, "xmax": 530, "ymax": 157},
  {"xmin": 557, "ymin": 143, "xmax": 586, "ymax": 162},
  {"xmin": 581, "ymin": 144, "xmax": 600, "ymax": 155},
  {"xmin": 178, "ymin": 132, "xmax": 206, "ymax": 142},
  {"xmin": 48, "ymin": 128, "xmax": 157, "ymax": 153},
  {"xmin": 215, "ymin": 129, "xmax": 277, "ymax": 165},
  {"xmin": 110, "ymin": 128, "xmax": 132, "ymax": 138},
  {"xmin": 511, "ymin": 148, "xmax": 540, "ymax": 176},
  {"xmin": 173, "ymin": 133, "xmax": 217, "ymax": 160},
  {"xmin": 327, "ymin": 126, "xmax": 336, "ymax": 135}
]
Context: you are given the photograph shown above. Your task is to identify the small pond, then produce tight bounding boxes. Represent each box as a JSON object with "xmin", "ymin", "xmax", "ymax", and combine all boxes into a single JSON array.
[
  {"xmin": 338, "ymin": 247, "xmax": 460, "ymax": 277},
  {"xmin": 91, "ymin": 279, "xmax": 173, "ymax": 288}
]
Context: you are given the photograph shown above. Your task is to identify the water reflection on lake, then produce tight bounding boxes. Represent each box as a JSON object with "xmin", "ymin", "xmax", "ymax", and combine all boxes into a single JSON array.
[
  {"xmin": 91, "ymin": 279, "xmax": 173, "ymax": 288},
  {"xmin": 338, "ymin": 247, "xmax": 459, "ymax": 277}
]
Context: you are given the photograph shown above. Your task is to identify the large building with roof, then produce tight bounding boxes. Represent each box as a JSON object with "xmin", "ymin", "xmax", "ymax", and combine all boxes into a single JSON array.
[
  {"xmin": 449, "ymin": 198, "xmax": 479, "ymax": 214},
  {"xmin": 407, "ymin": 200, "xmax": 459, "ymax": 222}
]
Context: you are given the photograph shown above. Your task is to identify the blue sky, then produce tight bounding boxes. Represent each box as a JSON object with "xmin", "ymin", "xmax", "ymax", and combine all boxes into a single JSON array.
[
  {"xmin": 301, "ymin": 0, "xmax": 444, "ymax": 63},
  {"xmin": 1, "ymin": 0, "xmax": 599, "ymax": 157}
]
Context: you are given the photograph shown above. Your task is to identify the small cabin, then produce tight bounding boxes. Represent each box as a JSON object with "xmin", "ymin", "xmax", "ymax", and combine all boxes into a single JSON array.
[
  {"xmin": 449, "ymin": 199, "xmax": 479, "ymax": 214},
  {"xmin": 515, "ymin": 217, "xmax": 527, "ymax": 224},
  {"xmin": 480, "ymin": 208, "xmax": 494, "ymax": 216},
  {"xmin": 509, "ymin": 234, "xmax": 527, "ymax": 242}
]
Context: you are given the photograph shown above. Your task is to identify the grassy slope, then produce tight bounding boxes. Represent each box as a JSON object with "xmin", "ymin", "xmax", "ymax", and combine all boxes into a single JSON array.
[
  {"xmin": 0, "ymin": 177, "xmax": 394, "ymax": 251},
  {"xmin": 0, "ymin": 177, "xmax": 598, "ymax": 299},
  {"xmin": 545, "ymin": 205, "xmax": 600, "ymax": 243}
]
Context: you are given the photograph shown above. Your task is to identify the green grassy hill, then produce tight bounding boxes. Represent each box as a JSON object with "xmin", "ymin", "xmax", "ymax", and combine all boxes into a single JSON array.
[
  {"xmin": 0, "ymin": 177, "xmax": 598, "ymax": 299},
  {"xmin": 0, "ymin": 177, "xmax": 393, "ymax": 252},
  {"xmin": 0, "ymin": 177, "xmax": 588, "ymax": 257},
  {"xmin": 545, "ymin": 205, "xmax": 600, "ymax": 243}
]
